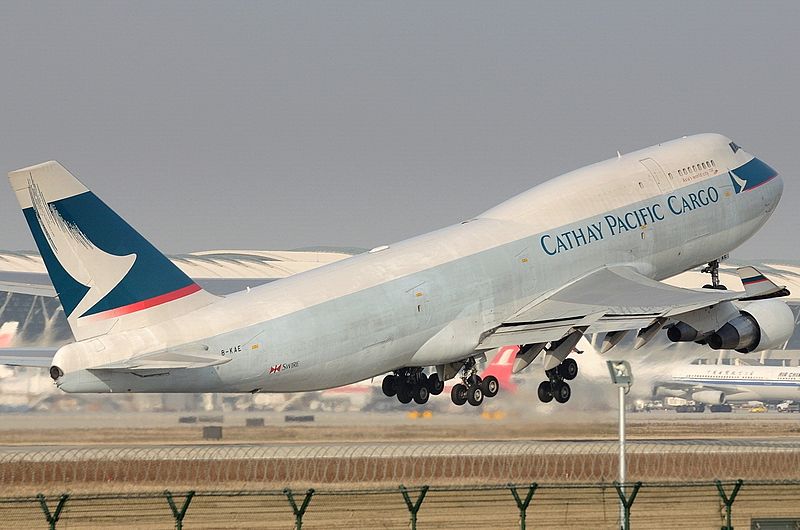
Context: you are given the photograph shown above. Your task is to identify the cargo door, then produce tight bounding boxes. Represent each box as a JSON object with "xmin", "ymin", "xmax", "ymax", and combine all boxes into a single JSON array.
[{"xmin": 640, "ymin": 158, "xmax": 673, "ymax": 194}]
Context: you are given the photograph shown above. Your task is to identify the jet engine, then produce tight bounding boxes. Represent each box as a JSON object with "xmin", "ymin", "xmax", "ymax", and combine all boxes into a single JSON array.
[
  {"xmin": 691, "ymin": 390, "xmax": 725, "ymax": 405},
  {"xmin": 707, "ymin": 300, "xmax": 794, "ymax": 353}
]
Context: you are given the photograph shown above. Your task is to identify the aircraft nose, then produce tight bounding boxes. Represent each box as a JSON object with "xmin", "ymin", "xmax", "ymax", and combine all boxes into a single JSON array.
[{"xmin": 766, "ymin": 173, "xmax": 783, "ymax": 212}]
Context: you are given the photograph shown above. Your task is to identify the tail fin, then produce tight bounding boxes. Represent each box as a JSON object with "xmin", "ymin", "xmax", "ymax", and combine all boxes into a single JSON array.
[
  {"xmin": 8, "ymin": 161, "xmax": 217, "ymax": 340},
  {"xmin": 480, "ymin": 346, "xmax": 518, "ymax": 393}
]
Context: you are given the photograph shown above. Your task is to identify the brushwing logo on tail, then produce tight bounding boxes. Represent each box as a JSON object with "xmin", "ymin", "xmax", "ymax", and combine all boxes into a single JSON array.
[{"xmin": 28, "ymin": 178, "xmax": 136, "ymax": 318}]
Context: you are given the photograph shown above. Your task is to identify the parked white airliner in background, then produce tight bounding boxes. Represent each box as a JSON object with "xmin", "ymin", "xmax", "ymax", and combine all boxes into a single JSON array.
[
  {"xmin": 654, "ymin": 363, "xmax": 800, "ymax": 406},
  {"xmin": 0, "ymin": 134, "xmax": 793, "ymax": 409}
]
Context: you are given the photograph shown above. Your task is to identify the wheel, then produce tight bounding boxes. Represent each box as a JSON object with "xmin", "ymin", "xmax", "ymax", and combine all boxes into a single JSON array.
[
  {"xmin": 467, "ymin": 384, "xmax": 484, "ymax": 406},
  {"xmin": 417, "ymin": 372, "xmax": 428, "ymax": 387},
  {"xmin": 451, "ymin": 383, "xmax": 468, "ymax": 406},
  {"xmin": 426, "ymin": 373, "xmax": 445, "ymax": 395},
  {"xmin": 537, "ymin": 381, "xmax": 553, "ymax": 403},
  {"xmin": 382, "ymin": 375, "xmax": 397, "ymax": 397},
  {"xmin": 553, "ymin": 381, "xmax": 571, "ymax": 403},
  {"xmin": 412, "ymin": 384, "xmax": 430, "ymax": 405},
  {"xmin": 397, "ymin": 385, "xmax": 413, "ymax": 404},
  {"xmin": 558, "ymin": 358, "xmax": 578, "ymax": 381},
  {"xmin": 482, "ymin": 375, "xmax": 499, "ymax": 398}
]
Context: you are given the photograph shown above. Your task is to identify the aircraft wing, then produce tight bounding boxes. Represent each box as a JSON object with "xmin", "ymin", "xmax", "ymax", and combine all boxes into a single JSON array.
[
  {"xmin": 0, "ymin": 347, "xmax": 58, "ymax": 368},
  {"xmin": 478, "ymin": 265, "xmax": 786, "ymax": 349}
]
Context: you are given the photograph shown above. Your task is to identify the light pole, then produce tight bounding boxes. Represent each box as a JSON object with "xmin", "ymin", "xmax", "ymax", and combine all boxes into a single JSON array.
[{"xmin": 607, "ymin": 360, "xmax": 633, "ymax": 530}]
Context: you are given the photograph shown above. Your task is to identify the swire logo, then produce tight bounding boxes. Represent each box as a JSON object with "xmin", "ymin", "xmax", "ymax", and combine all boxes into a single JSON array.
[{"xmin": 269, "ymin": 364, "xmax": 282, "ymax": 374}]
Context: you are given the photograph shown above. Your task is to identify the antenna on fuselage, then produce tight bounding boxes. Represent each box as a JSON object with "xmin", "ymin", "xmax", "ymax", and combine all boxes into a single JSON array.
[{"xmin": 617, "ymin": 150, "xmax": 622, "ymax": 159}]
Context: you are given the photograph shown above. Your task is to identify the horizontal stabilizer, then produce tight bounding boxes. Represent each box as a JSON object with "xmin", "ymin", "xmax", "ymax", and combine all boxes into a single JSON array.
[
  {"xmin": 90, "ymin": 349, "xmax": 231, "ymax": 371},
  {"xmin": 0, "ymin": 347, "xmax": 58, "ymax": 368},
  {"xmin": 0, "ymin": 280, "xmax": 57, "ymax": 297}
]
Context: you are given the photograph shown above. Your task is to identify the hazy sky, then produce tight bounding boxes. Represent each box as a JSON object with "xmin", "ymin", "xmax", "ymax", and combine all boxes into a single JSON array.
[{"xmin": 1, "ymin": 1, "xmax": 798, "ymax": 260}]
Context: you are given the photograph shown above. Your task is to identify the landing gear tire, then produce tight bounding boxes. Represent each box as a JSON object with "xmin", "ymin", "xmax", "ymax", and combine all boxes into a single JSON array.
[
  {"xmin": 397, "ymin": 386, "xmax": 413, "ymax": 404},
  {"xmin": 467, "ymin": 385, "xmax": 484, "ymax": 406},
  {"xmin": 558, "ymin": 358, "xmax": 578, "ymax": 381},
  {"xmin": 481, "ymin": 375, "xmax": 499, "ymax": 398},
  {"xmin": 553, "ymin": 381, "xmax": 571, "ymax": 404},
  {"xmin": 412, "ymin": 384, "xmax": 430, "ymax": 405},
  {"xmin": 426, "ymin": 373, "xmax": 445, "ymax": 396},
  {"xmin": 382, "ymin": 375, "xmax": 397, "ymax": 397},
  {"xmin": 537, "ymin": 381, "xmax": 554, "ymax": 403},
  {"xmin": 451, "ymin": 383, "xmax": 468, "ymax": 406}
]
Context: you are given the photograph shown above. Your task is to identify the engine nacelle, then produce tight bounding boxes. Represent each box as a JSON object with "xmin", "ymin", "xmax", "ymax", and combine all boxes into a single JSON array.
[
  {"xmin": 691, "ymin": 390, "xmax": 725, "ymax": 405},
  {"xmin": 707, "ymin": 300, "xmax": 794, "ymax": 353},
  {"xmin": 667, "ymin": 321, "xmax": 700, "ymax": 342}
]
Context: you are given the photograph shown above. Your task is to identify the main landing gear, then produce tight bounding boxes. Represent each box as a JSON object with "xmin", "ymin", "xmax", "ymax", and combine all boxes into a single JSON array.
[
  {"xmin": 382, "ymin": 368, "xmax": 444, "ymax": 405},
  {"xmin": 537, "ymin": 358, "xmax": 578, "ymax": 404},
  {"xmin": 449, "ymin": 357, "xmax": 499, "ymax": 407},
  {"xmin": 382, "ymin": 356, "xmax": 500, "ymax": 408}
]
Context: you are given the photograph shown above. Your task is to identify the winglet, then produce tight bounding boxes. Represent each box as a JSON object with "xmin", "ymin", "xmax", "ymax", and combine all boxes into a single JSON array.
[{"xmin": 737, "ymin": 267, "xmax": 790, "ymax": 300}]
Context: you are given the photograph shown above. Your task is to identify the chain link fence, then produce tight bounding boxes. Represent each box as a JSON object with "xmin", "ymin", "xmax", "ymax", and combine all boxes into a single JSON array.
[
  {"xmin": 2, "ymin": 439, "xmax": 800, "ymax": 492},
  {"xmin": 1, "ymin": 481, "xmax": 799, "ymax": 529}
]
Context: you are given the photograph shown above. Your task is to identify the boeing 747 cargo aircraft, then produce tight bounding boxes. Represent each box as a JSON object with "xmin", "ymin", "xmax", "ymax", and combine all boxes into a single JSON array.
[{"xmin": 0, "ymin": 134, "xmax": 793, "ymax": 408}]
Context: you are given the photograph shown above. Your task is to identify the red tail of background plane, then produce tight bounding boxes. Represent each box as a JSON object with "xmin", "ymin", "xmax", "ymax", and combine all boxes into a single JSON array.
[{"xmin": 480, "ymin": 345, "xmax": 518, "ymax": 393}]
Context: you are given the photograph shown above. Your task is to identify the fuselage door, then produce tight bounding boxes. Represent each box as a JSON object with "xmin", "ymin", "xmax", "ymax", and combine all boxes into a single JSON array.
[{"xmin": 640, "ymin": 158, "xmax": 673, "ymax": 194}]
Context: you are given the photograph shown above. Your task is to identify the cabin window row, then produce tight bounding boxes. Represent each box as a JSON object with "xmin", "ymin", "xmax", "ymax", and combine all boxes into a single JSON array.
[{"xmin": 675, "ymin": 160, "xmax": 715, "ymax": 178}]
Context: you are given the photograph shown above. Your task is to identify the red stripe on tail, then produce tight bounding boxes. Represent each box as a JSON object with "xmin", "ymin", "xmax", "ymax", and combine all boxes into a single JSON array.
[{"xmin": 85, "ymin": 284, "xmax": 202, "ymax": 321}]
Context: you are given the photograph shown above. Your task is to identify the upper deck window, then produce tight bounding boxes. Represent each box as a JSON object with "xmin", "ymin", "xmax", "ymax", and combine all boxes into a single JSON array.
[{"xmin": 729, "ymin": 141, "xmax": 741, "ymax": 153}]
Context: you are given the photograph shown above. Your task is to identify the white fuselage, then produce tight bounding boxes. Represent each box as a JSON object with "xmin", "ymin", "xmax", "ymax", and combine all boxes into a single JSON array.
[
  {"xmin": 665, "ymin": 364, "xmax": 800, "ymax": 403},
  {"xmin": 52, "ymin": 133, "xmax": 784, "ymax": 393}
]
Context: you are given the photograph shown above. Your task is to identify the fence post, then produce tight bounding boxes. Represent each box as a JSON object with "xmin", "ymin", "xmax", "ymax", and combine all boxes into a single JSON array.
[
  {"xmin": 399, "ymin": 484, "xmax": 429, "ymax": 530},
  {"xmin": 165, "ymin": 490, "xmax": 195, "ymax": 530},
  {"xmin": 37, "ymin": 493, "xmax": 69, "ymax": 530},
  {"xmin": 283, "ymin": 488, "xmax": 315, "ymax": 530},
  {"xmin": 613, "ymin": 481, "xmax": 641, "ymax": 530},
  {"xmin": 715, "ymin": 479, "xmax": 743, "ymax": 530},
  {"xmin": 508, "ymin": 483, "xmax": 538, "ymax": 530}
]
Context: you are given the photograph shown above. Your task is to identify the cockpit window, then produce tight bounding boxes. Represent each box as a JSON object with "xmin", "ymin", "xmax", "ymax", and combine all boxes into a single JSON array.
[{"xmin": 729, "ymin": 141, "xmax": 741, "ymax": 153}]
